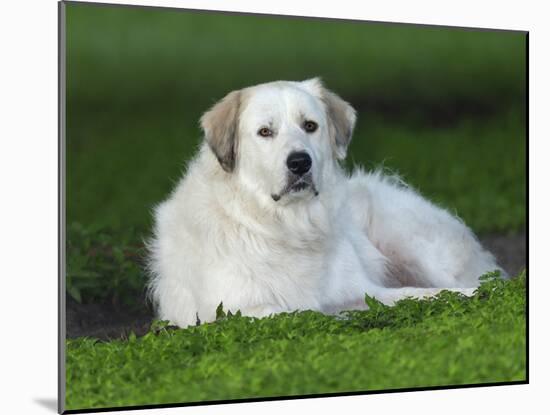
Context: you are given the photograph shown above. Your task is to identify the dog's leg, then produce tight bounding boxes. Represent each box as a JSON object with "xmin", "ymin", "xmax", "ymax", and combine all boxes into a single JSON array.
[
  {"xmin": 372, "ymin": 286, "xmax": 476, "ymax": 306},
  {"xmin": 348, "ymin": 170, "xmax": 505, "ymax": 288},
  {"xmin": 238, "ymin": 304, "xmax": 286, "ymax": 319}
]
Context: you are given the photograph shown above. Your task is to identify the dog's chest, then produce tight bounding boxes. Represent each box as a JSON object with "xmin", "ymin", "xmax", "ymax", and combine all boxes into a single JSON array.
[
  {"xmin": 207, "ymin": 220, "xmax": 329, "ymax": 302},
  {"xmin": 209, "ymin": 217, "xmax": 375, "ymax": 307},
  {"xmin": 233, "ymin": 224, "xmax": 327, "ymax": 275}
]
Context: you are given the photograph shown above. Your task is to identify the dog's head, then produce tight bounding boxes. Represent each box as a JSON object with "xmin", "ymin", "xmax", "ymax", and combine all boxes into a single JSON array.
[{"xmin": 200, "ymin": 78, "xmax": 356, "ymax": 205}]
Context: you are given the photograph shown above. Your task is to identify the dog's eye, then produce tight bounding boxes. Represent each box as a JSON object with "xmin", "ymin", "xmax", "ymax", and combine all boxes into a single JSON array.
[
  {"xmin": 303, "ymin": 120, "xmax": 318, "ymax": 133},
  {"xmin": 258, "ymin": 127, "xmax": 273, "ymax": 137}
]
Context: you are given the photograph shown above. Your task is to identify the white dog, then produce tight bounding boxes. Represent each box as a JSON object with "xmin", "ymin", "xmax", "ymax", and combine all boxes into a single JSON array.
[{"xmin": 147, "ymin": 78, "xmax": 503, "ymax": 328}]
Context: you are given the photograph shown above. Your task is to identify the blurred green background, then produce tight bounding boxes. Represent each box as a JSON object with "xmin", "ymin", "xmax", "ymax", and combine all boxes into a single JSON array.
[{"xmin": 65, "ymin": 2, "xmax": 526, "ymax": 305}]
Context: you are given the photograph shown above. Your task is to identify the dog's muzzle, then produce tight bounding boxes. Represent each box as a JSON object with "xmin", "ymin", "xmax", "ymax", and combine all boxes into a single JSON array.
[
  {"xmin": 271, "ymin": 151, "xmax": 319, "ymax": 202},
  {"xmin": 271, "ymin": 172, "xmax": 318, "ymax": 202}
]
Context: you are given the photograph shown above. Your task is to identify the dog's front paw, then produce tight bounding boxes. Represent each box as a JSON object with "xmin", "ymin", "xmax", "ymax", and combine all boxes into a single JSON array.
[{"xmin": 456, "ymin": 287, "xmax": 476, "ymax": 297}]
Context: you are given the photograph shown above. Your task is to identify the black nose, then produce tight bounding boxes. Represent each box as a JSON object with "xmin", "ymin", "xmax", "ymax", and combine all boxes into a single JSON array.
[{"xmin": 286, "ymin": 151, "xmax": 312, "ymax": 176}]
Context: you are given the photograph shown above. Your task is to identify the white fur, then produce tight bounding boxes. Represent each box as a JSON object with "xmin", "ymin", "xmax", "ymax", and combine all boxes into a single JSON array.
[{"xmin": 147, "ymin": 79, "xmax": 503, "ymax": 328}]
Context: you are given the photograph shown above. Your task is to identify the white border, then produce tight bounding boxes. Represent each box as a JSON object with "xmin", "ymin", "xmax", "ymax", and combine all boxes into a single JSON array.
[{"xmin": 1, "ymin": 0, "xmax": 546, "ymax": 414}]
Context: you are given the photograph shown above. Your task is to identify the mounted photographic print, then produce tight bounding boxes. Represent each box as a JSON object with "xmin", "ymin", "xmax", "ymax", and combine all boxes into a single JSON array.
[{"xmin": 59, "ymin": 0, "xmax": 527, "ymax": 413}]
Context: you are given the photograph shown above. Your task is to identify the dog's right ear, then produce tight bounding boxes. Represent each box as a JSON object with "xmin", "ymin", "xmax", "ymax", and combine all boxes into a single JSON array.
[
  {"xmin": 301, "ymin": 78, "xmax": 357, "ymax": 160},
  {"xmin": 200, "ymin": 90, "xmax": 242, "ymax": 173}
]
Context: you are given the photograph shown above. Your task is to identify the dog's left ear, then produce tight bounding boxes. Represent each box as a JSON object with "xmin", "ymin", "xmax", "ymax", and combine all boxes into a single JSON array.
[
  {"xmin": 301, "ymin": 78, "xmax": 357, "ymax": 160},
  {"xmin": 200, "ymin": 90, "xmax": 242, "ymax": 172}
]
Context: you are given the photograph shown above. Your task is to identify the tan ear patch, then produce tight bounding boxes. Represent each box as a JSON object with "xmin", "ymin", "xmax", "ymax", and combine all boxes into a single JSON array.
[
  {"xmin": 200, "ymin": 90, "xmax": 242, "ymax": 172},
  {"xmin": 321, "ymin": 88, "xmax": 357, "ymax": 160}
]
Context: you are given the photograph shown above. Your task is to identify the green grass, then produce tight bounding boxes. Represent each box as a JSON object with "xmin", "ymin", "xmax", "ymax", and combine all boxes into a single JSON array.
[
  {"xmin": 65, "ymin": 272, "xmax": 526, "ymax": 410},
  {"xmin": 66, "ymin": 223, "xmax": 145, "ymax": 306}
]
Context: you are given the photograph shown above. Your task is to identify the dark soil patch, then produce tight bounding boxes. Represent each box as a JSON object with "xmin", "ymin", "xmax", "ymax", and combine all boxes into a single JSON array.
[
  {"xmin": 479, "ymin": 230, "xmax": 526, "ymax": 277},
  {"xmin": 65, "ymin": 231, "xmax": 526, "ymax": 340},
  {"xmin": 66, "ymin": 299, "xmax": 153, "ymax": 340}
]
